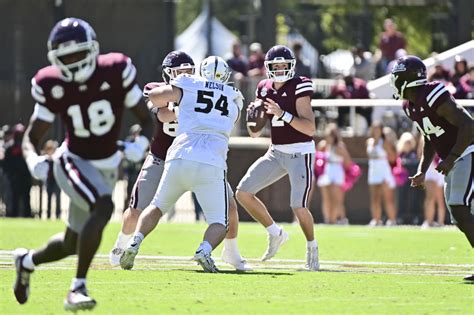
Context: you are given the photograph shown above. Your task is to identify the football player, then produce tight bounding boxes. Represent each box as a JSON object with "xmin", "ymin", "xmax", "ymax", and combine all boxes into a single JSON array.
[
  {"xmin": 109, "ymin": 51, "xmax": 250, "ymax": 271},
  {"xmin": 13, "ymin": 18, "xmax": 152, "ymax": 311},
  {"xmin": 236, "ymin": 45, "xmax": 319, "ymax": 271},
  {"xmin": 390, "ymin": 55, "xmax": 474, "ymax": 282},
  {"xmin": 119, "ymin": 56, "xmax": 244, "ymax": 273}
]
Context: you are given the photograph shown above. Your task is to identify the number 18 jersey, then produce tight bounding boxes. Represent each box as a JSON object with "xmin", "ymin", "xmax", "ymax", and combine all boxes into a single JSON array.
[
  {"xmin": 31, "ymin": 53, "xmax": 142, "ymax": 161},
  {"xmin": 167, "ymin": 74, "xmax": 243, "ymax": 169}
]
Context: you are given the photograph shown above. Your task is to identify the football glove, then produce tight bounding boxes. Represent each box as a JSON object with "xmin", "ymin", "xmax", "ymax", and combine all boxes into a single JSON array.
[
  {"xmin": 26, "ymin": 154, "xmax": 49, "ymax": 181},
  {"xmin": 119, "ymin": 135, "xmax": 149, "ymax": 163}
]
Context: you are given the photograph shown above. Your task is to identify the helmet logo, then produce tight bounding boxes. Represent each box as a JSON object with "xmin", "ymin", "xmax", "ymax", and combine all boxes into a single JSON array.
[
  {"xmin": 51, "ymin": 85, "xmax": 65, "ymax": 99},
  {"xmin": 392, "ymin": 63, "xmax": 406, "ymax": 73},
  {"xmin": 261, "ymin": 87, "xmax": 267, "ymax": 97}
]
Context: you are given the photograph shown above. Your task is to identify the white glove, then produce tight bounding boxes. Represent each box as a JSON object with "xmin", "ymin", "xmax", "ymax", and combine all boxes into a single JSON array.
[
  {"xmin": 26, "ymin": 154, "xmax": 50, "ymax": 181},
  {"xmin": 123, "ymin": 135, "xmax": 149, "ymax": 162}
]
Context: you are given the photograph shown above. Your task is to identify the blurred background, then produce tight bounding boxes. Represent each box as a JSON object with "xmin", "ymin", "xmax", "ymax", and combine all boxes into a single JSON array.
[{"xmin": 0, "ymin": 0, "xmax": 473, "ymax": 225}]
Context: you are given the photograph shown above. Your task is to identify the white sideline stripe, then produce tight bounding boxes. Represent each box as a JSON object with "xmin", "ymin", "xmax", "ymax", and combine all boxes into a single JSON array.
[{"xmin": 0, "ymin": 251, "xmax": 472, "ymax": 268}]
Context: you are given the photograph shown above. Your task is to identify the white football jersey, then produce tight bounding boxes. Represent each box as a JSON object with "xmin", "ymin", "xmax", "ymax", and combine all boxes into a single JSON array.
[{"xmin": 166, "ymin": 74, "xmax": 243, "ymax": 169}]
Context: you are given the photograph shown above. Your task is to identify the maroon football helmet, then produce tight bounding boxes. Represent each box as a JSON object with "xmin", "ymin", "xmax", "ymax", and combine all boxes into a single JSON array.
[
  {"xmin": 47, "ymin": 17, "xmax": 99, "ymax": 83},
  {"xmin": 390, "ymin": 55, "xmax": 427, "ymax": 99},
  {"xmin": 161, "ymin": 51, "xmax": 195, "ymax": 83},
  {"xmin": 264, "ymin": 45, "xmax": 296, "ymax": 82}
]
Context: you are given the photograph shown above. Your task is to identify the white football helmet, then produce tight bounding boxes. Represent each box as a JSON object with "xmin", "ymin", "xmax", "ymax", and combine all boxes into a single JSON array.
[{"xmin": 199, "ymin": 56, "xmax": 231, "ymax": 83}]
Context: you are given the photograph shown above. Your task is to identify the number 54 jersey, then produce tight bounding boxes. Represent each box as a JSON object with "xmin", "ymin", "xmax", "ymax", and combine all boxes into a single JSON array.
[
  {"xmin": 167, "ymin": 74, "xmax": 244, "ymax": 170},
  {"xmin": 31, "ymin": 53, "xmax": 142, "ymax": 161},
  {"xmin": 402, "ymin": 81, "xmax": 474, "ymax": 160}
]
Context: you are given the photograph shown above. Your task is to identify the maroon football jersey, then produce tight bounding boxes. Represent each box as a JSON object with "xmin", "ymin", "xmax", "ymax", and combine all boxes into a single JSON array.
[
  {"xmin": 402, "ymin": 81, "xmax": 470, "ymax": 159},
  {"xmin": 256, "ymin": 76, "xmax": 314, "ymax": 145},
  {"xmin": 31, "ymin": 53, "xmax": 141, "ymax": 160},
  {"xmin": 142, "ymin": 82, "xmax": 176, "ymax": 160}
]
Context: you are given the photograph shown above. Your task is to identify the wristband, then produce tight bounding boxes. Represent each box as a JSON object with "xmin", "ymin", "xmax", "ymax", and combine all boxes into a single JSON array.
[{"xmin": 280, "ymin": 111, "xmax": 294, "ymax": 124}]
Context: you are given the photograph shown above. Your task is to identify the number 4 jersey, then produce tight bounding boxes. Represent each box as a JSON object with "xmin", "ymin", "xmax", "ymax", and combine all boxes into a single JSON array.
[
  {"xmin": 403, "ymin": 81, "xmax": 474, "ymax": 159},
  {"xmin": 166, "ymin": 74, "xmax": 244, "ymax": 170},
  {"xmin": 31, "ymin": 53, "xmax": 142, "ymax": 160}
]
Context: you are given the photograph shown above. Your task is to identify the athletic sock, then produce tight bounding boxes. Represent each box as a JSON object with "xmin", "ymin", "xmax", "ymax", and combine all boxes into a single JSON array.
[
  {"xmin": 198, "ymin": 241, "xmax": 213, "ymax": 255},
  {"xmin": 223, "ymin": 238, "xmax": 240, "ymax": 256},
  {"xmin": 71, "ymin": 278, "xmax": 86, "ymax": 291},
  {"xmin": 266, "ymin": 223, "xmax": 281, "ymax": 236},
  {"xmin": 22, "ymin": 251, "xmax": 35, "ymax": 270},
  {"xmin": 116, "ymin": 232, "xmax": 132, "ymax": 249},
  {"xmin": 307, "ymin": 240, "xmax": 318, "ymax": 249},
  {"xmin": 130, "ymin": 232, "xmax": 144, "ymax": 247}
]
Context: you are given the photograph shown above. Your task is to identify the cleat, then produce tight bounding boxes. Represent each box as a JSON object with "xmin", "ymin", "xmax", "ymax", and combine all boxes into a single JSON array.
[
  {"xmin": 463, "ymin": 274, "xmax": 474, "ymax": 282},
  {"xmin": 221, "ymin": 249, "xmax": 253, "ymax": 271},
  {"xmin": 120, "ymin": 236, "xmax": 141, "ymax": 270},
  {"xmin": 120, "ymin": 245, "xmax": 138, "ymax": 270},
  {"xmin": 109, "ymin": 247, "xmax": 124, "ymax": 267},
  {"xmin": 368, "ymin": 219, "xmax": 383, "ymax": 227},
  {"xmin": 305, "ymin": 246, "xmax": 320, "ymax": 271},
  {"xmin": 64, "ymin": 284, "xmax": 96, "ymax": 312},
  {"xmin": 13, "ymin": 248, "xmax": 33, "ymax": 304},
  {"xmin": 261, "ymin": 229, "xmax": 289, "ymax": 261},
  {"xmin": 194, "ymin": 250, "xmax": 218, "ymax": 273}
]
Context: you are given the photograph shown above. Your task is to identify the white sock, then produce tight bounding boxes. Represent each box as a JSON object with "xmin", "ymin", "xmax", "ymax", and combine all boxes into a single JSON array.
[
  {"xmin": 22, "ymin": 251, "xmax": 35, "ymax": 270},
  {"xmin": 266, "ymin": 223, "xmax": 281, "ymax": 236},
  {"xmin": 223, "ymin": 238, "xmax": 240, "ymax": 255},
  {"xmin": 71, "ymin": 278, "xmax": 86, "ymax": 291},
  {"xmin": 307, "ymin": 240, "xmax": 318, "ymax": 249},
  {"xmin": 198, "ymin": 241, "xmax": 213, "ymax": 255},
  {"xmin": 116, "ymin": 232, "xmax": 132, "ymax": 249},
  {"xmin": 130, "ymin": 232, "xmax": 144, "ymax": 247}
]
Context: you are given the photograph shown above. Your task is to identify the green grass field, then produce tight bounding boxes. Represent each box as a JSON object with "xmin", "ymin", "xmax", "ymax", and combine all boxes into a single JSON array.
[{"xmin": 0, "ymin": 218, "xmax": 473, "ymax": 314}]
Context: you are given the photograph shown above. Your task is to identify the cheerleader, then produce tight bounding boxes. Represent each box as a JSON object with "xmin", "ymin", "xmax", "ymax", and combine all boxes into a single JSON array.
[
  {"xmin": 366, "ymin": 122, "xmax": 398, "ymax": 226},
  {"xmin": 317, "ymin": 124, "xmax": 352, "ymax": 224},
  {"xmin": 422, "ymin": 154, "xmax": 446, "ymax": 228}
]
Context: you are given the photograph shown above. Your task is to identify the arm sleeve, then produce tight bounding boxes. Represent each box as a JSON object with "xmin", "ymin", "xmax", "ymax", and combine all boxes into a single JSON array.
[{"xmin": 30, "ymin": 77, "xmax": 55, "ymax": 122}]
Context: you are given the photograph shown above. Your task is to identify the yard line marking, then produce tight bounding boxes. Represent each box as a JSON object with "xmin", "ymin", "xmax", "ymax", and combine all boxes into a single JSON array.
[{"xmin": 0, "ymin": 250, "xmax": 472, "ymax": 268}]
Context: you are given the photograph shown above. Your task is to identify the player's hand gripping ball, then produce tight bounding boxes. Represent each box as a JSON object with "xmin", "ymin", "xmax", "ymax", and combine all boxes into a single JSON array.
[{"xmin": 246, "ymin": 99, "xmax": 268, "ymax": 132}]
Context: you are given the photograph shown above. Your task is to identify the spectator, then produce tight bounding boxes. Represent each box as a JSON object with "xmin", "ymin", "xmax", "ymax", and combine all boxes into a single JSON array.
[
  {"xmin": 462, "ymin": 65, "xmax": 474, "ymax": 99},
  {"xmin": 428, "ymin": 63, "xmax": 456, "ymax": 94},
  {"xmin": 192, "ymin": 192, "xmax": 203, "ymax": 221},
  {"xmin": 226, "ymin": 40, "xmax": 248, "ymax": 81},
  {"xmin": 329, "ymin": 74, "xmax": 372, "ymax": 128},
  {"xmin": 123, "ymin": 124, "xmax": 146, "ymax": 208},
  {"xmin": 351, "ymin": 44, "xmax": 375, "ymax": 81},
  {"xmin": 0, "ymin": 125, "xmax": 13, "ymax": 215},
  {"xmin": 366, "ymin": 122, "xmax": 398, "ymax": 226},
  {"xmin": 451, "ymin": 55, "xmax": 468, "ymax": 85},
  {"xmin": 316, "ymin": 123, "xmax": 352, "ymax": 224},
  {"xmin": 396, "ymin": 132, "xmax": 422, "ymax": 224},
  {"xmin": 428, "ymin": 63, "xmax": 452, "ymax": 83},
  {"xmin": 247, "ymin": 42, "xmax": 265, "ymax": 77},
  {"xmin": 3, "ymin": 123, "xmax": 32, "ymax": 217},
  {"xmin": 377, "ymin": 18, "xmax": 406, "ymax": 77},
  {"xmin": 292, "ymin": 41, "xmax": 311, "ymax": 78},
  {"xmin": 451, "ymin": 57, "xmax": 470, "ymax": 99},
  {"xmin": 386, "ymin": 48, "xmax": 407, "ymax": 74},
  {"xmin": 42, "ymin": 140, "xmax": 61, "ymax": 220}
]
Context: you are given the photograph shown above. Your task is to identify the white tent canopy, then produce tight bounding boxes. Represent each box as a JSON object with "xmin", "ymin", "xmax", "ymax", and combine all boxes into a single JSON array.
[{"xmin": 175, "ymin": 7, "xmax": 237, "ymax": 65}]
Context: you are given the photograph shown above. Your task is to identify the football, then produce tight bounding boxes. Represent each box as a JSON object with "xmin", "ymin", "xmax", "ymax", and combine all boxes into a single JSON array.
[{"xmin": 246, "ymin": 99, "xmax": 268, "ymax": 132}]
